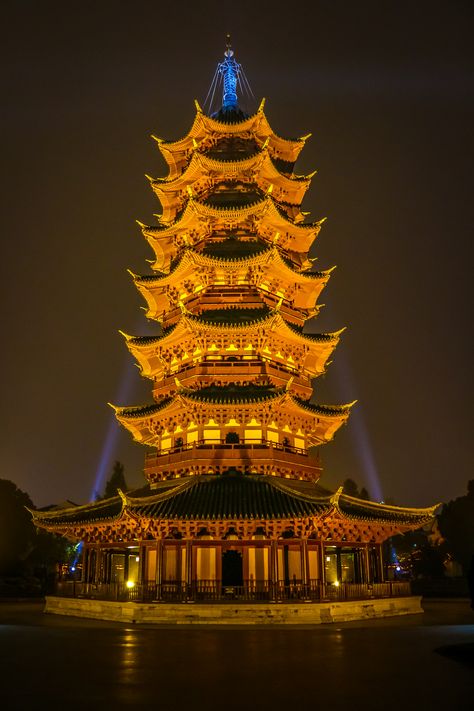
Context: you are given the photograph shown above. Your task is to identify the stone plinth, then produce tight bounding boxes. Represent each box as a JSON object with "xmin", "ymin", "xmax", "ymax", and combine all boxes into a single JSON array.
[{"xmin": 44, "ymin": 595, "xmax": 423, "ymax": 625}]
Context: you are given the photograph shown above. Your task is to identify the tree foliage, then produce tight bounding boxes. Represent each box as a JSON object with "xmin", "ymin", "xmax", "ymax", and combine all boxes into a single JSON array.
[
  {"xmin": 389, "ymin": 529, "xmax": 445, "ymax": 579},
  {"xmin": 103, "ymin": 461, "xmax": 128, "ymax": 499},
  {"xmin": 0, "ymin": 478, "xmax": 68, "ymax": 578},
  {"xmin": 342, "ymin": 478, "xmax": 371, "ymax": 500},
  {"xmin": 438, "ymin": 479, "xmax": 474, "ymax": 573},
  {"xmin": 0, "ymin": 479, "xmax": 36, "ymax": 575}
]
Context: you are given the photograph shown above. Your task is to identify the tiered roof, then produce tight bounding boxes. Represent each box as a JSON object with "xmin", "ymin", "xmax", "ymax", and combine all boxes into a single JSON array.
[
  {"xmin": 121, "ymin": 310, "xmax": 342, "ymax": 380},
  {"xmin": 131, "ymin": 246, "xmax": 333, "ymax": 322},
  {"xmin": 31, "ymin": 475, "xmax": 438, "ymax": 543}
]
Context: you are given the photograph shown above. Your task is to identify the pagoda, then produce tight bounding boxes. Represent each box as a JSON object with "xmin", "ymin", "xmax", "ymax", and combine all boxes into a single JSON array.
[{"xmin": 32, "ymin": 44, "xmax": 436, "ymax": 606}]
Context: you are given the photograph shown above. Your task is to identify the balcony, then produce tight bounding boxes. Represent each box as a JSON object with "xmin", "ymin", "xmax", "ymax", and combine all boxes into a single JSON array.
[
  {"xmin": 154, "ymin": 358, "xmax": 312, "ymax": 397},
  {"xmin": 161, "ymin": 290, "xmax": 307, "ymax": 328},
  {"xmin": 144, "ymin": 440, "xmax": 321, "ymax": 478}
]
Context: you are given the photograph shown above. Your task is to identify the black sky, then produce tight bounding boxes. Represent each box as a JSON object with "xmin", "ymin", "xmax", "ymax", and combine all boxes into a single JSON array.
[{"xmin": 1, "ymin": 0, "xmax": 472, "ymax": 508}]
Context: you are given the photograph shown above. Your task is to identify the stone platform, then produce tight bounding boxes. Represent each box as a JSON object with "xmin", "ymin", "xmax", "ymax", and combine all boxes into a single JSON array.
[{"xmin": 44, "ymin": 595, "xmax": 423, "ymax": 625}]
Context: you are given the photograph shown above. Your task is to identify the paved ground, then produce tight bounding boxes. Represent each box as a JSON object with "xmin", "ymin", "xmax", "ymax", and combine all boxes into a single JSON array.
[{"xmin": 0, "ymin": 599, "xmax": 472, "ymax": 710}]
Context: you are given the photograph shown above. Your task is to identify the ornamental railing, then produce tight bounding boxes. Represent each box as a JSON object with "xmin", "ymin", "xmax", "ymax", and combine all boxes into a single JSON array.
[
  {"xmin": 145, "ymin": 440, "xmax": 309, "ymax": 459},
  {"xmin": 53, "ymin": 580, "xmax": 412, "ymax": 604},
  {"xmin": 160, "ymin": 357, "xmax": 304, "ymax": 382}
]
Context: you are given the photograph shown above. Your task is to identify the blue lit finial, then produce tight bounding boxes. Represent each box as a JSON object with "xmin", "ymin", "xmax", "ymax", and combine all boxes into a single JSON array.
[
  {"xmin": 203, "ymin": 37, "xmax": 255, "ymax": 117},
  {"xmin": 218, "ymin": 35, "xmax": 241, "ymax": 109}
]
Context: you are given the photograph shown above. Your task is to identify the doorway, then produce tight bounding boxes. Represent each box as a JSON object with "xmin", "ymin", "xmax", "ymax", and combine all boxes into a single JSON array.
[{"xmin": 222, "ymin": 549, "xmax": 243, "ymax": 586}]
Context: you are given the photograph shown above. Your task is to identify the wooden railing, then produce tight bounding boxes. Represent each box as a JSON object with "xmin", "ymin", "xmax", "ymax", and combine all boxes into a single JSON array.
[
  {"xmin": 54, "ymin": 580, "xmax": 412, "ymax": 603},
  {"xmin": 145, "ymin": 440, "xmax": 309, "ymax": 460}
]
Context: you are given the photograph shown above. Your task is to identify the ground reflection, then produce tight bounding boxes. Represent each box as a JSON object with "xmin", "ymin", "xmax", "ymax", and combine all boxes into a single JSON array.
[{"xmin": 115, "ymin": 629, "xmax": 142, "ymax": 702}]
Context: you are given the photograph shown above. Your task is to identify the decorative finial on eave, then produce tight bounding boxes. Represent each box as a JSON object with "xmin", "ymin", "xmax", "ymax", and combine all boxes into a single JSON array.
[
  {"xmin": 117, "ymin": 489, "xmax": 128, "ymax": 506},
  {"xmin": 331, "ymin": 486, "xmax": 344, "ymax": 508}
]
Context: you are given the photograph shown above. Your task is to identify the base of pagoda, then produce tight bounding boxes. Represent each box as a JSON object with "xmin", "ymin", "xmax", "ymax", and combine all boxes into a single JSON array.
[{"xmin": 44, "ymin": 595, "xmax": 423, "ymax": 625}]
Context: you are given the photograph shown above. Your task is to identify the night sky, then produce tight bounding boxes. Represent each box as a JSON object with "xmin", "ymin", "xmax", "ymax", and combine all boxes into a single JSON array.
[{"xmin": 1, "ymin": 1, "xmax": 472, "ymax": 509}]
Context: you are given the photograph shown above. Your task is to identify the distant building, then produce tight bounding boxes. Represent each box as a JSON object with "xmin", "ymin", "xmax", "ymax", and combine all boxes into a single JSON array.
[{"xmin": 32, "ymin": 43, "xmax": 435, "ymax": 604}]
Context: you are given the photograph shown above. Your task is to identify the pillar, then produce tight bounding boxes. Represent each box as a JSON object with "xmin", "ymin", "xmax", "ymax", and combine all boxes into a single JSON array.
[
  {"xmin": 185, "ymin": 539, "xmax": 193, "ymax": 598},
  {"xmin": 318, "ymin": 543, "xmax": 326, "ymax": 585},
  {"xmin": 155, "ymin": 540, "xmax": 163, "ymax": 600},
  {"xmin": 94, "ymin": 547, "xmax": 101, "ymax": 584},
  {"xmin": 377, "ymin": 543, "xmax": 385, "ymax": 582},
  {"xmin": 300, "ymin": 539, "xmax": 309, "ymax": 593},
  {"xmin": 138, "ymin": 545, "xmax": 146, "ymax": 584},
  {"xmin": 270, "ymin": 539, "xmax": 278, "ymax": 600},
  {"xmin": 363, "ymin": 546, "xmax": 371, "ymax": 583}
]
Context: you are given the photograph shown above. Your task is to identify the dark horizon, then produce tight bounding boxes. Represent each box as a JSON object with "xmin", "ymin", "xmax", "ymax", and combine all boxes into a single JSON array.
[{"xmin": 1, "ymin": 1, "xmax": 472, "ymax": 509}]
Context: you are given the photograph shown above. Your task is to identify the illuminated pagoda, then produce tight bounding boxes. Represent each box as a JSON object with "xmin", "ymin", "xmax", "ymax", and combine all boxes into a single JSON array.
[{"xmin": 33, "ymin": 43, "xmax": 436, "ymax": 604}]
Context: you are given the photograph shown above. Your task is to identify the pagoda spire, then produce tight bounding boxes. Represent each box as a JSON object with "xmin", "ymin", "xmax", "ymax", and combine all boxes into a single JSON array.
[{"xmin": 218, "ymin": 35, "xmax": 241, "ymax": 109}]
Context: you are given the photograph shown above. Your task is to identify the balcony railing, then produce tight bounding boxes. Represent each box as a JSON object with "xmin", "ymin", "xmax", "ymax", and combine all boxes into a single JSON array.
[
  {"xmin": 54, "ymin": 580, "xmax": 412, "ymax": 604},
  {"xmin": 145, "ymin": 440, "xmax": 309, "ymax": 459}
]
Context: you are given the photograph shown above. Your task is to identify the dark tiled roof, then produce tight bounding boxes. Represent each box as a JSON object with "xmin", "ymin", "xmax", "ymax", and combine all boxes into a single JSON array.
[
  {"xmin": 337, "ymin": 497, "xmax": 433, "ymax": 525},
  {"xmin": 294, "ymin": 397, "xmax": 354, "ymax": 417},
  {"xmin": 185, "ymin": 384, "xmax": 280, "ymax": 404},
  {"xmin": 132, "ymin": 475, "xmax": 329, "ymax": 520},
  {"xmin": 210, "ymin": 106, "xmax": 251, "ymax": 124},
  {"xmin": 193, "ymin": 306, "xmax": 270, "ymax": 326},
  {"xmin": 117, "ymin": 398, "xmax": 173, "ymax": 418},
  {"xmin": 32, "ymin": 475, "xmax": 436, "ymax": 529},
  {"xmin": 34, "ymin": 496, "xmax": 123, "ymax": 526},
  {"xmin": 285, "ymin": 321, "xmax": 338, "ymax": 342},
  {"xmin": 202, "ymin": 239, "xmax": 268, "ymax": 259}
]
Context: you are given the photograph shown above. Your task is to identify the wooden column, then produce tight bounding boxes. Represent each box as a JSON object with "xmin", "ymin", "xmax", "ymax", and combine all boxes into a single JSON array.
[
  {"xmin": 185, "ymin": 539, "xmax": 193, "ymax": 598},
  {"xmin": 270, "ymin": 539, "xmax": 278, "ymax": 600},
  {"xmin": 377, "ymin": 543, "xmax": 385, "ymax": 582},
  {"xmin": 300, "ymin": 539, "xmax": 309, "ymax": 590},
  {"xmin": 81, "ymin": 545, "xmax": 88, "ymax": 583},
  {"xmin": 138, "ymin": 545, "xmax": 146, "ymax": 584},
  {"xmin": 124, "ymin": 552, "xmax": 129, "ymax": 582},
  {"xmin": 318, "ymin": 543, "xmax": 326, "ymax": 585},
  {"xmin": 93, "ymin": 547, "xmax": 101, "ymax": 583},
  {"xmin": 363, "ymin": 546, "xmax": 371, "ymax": 583},
  {"xmin": 155, "ymin": 540, "xmax": 163, "ymax": 600}
]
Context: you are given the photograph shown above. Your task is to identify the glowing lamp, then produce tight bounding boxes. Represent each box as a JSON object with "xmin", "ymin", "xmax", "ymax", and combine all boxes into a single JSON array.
[
  {"xmin": 126, "ymin": 580, "xmax": 135, "ymax": 589},
  {"xmin": 334, "ymin": 580, "xmax": 340, "ymax": 587}
]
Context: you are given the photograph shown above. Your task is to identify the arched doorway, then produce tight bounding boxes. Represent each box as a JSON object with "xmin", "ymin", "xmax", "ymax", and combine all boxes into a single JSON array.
[{"xmin": 222, "ymin": 550, "xmax": 243, "ymax": 586}]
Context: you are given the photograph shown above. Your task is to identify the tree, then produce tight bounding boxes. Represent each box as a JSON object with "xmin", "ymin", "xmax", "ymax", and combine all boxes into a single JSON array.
[
  {"xmin": 389, "ymin": 529, "xmax": 445, "ymax": 579},
  {"xmin": 359, "ymin": 487, "xmax": 370, "ymax": 501},
  {"xmin": 342, "ymin": 478, "xmax": 371, "ymax": 500},
  {"xmin": 0, "ymin": 479, "xmax": 69, "ymax": 582},
  {"xmin": 342, "ymin": 478, "xmax": 359, "ymax": 497},
  {"xmin": 438, "ymin": 479, "xmax": 474, "ymax": 573},
  {"xmin": 0, "ymin": 479, "xmax": 36, "ymax": 575},
  {"xmin": 103, "ymin": 461, "xmax": 128, "ymax": 499}
]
